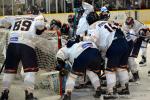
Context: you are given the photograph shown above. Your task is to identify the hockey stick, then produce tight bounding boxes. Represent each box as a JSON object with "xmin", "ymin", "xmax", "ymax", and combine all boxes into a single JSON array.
[
  {"xmin": 73, "ymin": 8, "xmax": 77, "ymax": 38},
  {"xmin": 0, "ymin": 60, "xmax": 5, "ymax": 74}
]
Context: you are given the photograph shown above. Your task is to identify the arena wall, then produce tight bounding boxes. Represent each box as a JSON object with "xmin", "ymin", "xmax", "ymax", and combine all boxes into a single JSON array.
[
  {"xmin": 0, "ymin": 9, "xmax": 150, "ymax": 25},
  {"xmin": 43, "ymin": 9, "xmax": 150, "ymax": 25}
]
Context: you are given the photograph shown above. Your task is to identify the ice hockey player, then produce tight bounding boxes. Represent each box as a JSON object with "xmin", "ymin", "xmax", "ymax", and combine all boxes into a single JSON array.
[
  {"xmin": 73, "ymin": 1, "xmax": 96, "ymax": 89},
  {"xmin": 56, "ymin": 41, "xmax": 103, "ymax": 100},
  {"xmin": 81, "ymin": 10, "xmax": 131, "ymax": 99},
  {"xmin": 122, "ymin": 17, "xmax": 150, "ymax": 82},
  {"xmin": 0, "ymin": 7, "xmax": 46, "ymax": 100}
]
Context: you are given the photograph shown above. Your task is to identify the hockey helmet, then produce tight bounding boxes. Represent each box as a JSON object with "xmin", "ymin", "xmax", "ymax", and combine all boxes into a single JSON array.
[
  {"xmin": 68, "ymin": 14, "xmax": 75, "ymax": 24},
  {"xmin": 50, "ymin": 19, "xmax": 62, "ymax": 29},
  {"xmin": 27, "ymin": 6, "xmax": 40, "ymax": 15},
  {"xmin": 99, "ymin": 6, "xmax": 110, "ymax": 21},
  {"xmin": 86, "ymin": 12, "xmax": 99, "ymax": 25},
  {"xmin": 61, "ymin": 23, "xmax": 70, "ymax": 35},
  {"xmin": 125, "ymin": 17, "xmax": 134, "ymax": 26}
]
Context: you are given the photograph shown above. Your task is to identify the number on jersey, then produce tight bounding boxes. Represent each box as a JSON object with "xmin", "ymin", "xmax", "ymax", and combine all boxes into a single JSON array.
[
  {"xmin": 98, "ymin": 22, "xmax": 118, "ymax": 32},
  {"xmin": 13, "ymin": 20, "xmax": 32, "ymax": 31}
]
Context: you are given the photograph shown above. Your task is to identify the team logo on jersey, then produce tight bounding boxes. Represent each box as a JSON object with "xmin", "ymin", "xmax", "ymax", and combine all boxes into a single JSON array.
[
  {"xmin": 10, "ymin": 37, "xmax": 18, "ymax": 41},
  {"xmin": 82, "ymin": 43, "xmax": 93, "ymax": 49}
]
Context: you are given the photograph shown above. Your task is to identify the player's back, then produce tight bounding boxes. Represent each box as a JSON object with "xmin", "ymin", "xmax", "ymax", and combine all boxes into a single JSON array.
[
  {"xmin": 10, "ymin": 15, "xmax": 38, "ymax": 39},
  {"xmin": 91, "ymin": 21, "xmax": 116, "ymax": 51},
  {"xmin": 9, "ymin": 15, "xmax": 45, "ymax": 48},
  {"xmin": 67, "ymin": 41, "xmax": 97, "ymax": 63}
]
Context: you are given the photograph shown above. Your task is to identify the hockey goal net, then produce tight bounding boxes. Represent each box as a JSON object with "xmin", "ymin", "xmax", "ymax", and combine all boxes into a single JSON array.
[{"xmin": 0, "ymin": 28, "xmax": 8, "ymax": 66}]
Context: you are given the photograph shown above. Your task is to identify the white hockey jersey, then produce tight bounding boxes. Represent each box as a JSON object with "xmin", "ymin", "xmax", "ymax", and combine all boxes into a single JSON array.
[
  {"xmin": 83, "ymin": 21, "xmax": 116, "ymax": 53},
  {"xmin": 56, "ymin": 41, "xmax": 97, "ymax": 65},
  {"xmin": 0, "ymin": 14, "xmax": 45, "ymax": 48}
]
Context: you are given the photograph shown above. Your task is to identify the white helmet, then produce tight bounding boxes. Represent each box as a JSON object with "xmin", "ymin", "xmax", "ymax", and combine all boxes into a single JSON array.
[{"xmin": 100, "ymin": 6, "xmax": 108, "ymax": 12}]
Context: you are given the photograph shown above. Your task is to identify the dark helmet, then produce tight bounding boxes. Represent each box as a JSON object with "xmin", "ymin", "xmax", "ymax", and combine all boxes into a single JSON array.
[
  {"xmin": 99, "ymin": 6, "xmax": 110, "ymax": 21},
  {"xmin": 76, "ymin": 6, "xmax": 84, "ymax": 19},
  {"xmin": 50, "ymin": 19, "xmax": 57, "ymax": 27},
  {"xmin": 50, "ymin": 19, "xmax": 62, "ymax": 28},
  {"xmin": 86, "ymin": 12, "xmax": 99, "ymax": 25},
  {"xmin": 56, "ymin": 20, "xmax": 62, "ymax": 28},
  {"xmin": 39, "ymin": 8, "xmax": 46, "ymax": 13},
  {"xmin": 61, "ymin": 23, "xmax": 70, "ymax": 35},
  {"xmin": 26, "ymin": 8, "xmax": 32, "ymax": 14},
  {"xmin": 26, "ymin": 6, "xmax": 39, "ymax": 15},
  {"xmin": 125, "ymin": 17, "xmax": 134, "ymax": 26},
  {"xmin": 66, "ymin": 40, "xmax": 76, "ymax": 48},
  {"xmin": 68, "ymin": 14, "xmax": 75, "ymax": 23}
]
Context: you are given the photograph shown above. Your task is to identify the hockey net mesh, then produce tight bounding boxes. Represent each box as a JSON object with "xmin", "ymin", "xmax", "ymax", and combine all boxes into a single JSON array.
[
  {"xmin": 0, "ymin": 29, "xmax": 8, "ymax": 65},
  {"xmin": 35, "ymin": 30, "xmax": 59, "ymax": 71},
  {"xmin": 34, "ymin": 30, "xmax": 62, "ymax": 96}
]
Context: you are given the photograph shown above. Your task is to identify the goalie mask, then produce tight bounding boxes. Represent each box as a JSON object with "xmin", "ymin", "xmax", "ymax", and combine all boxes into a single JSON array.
[
  {"xmin": 125, "ymin": 17, "xmax": 134, "ymax": 29},
  {"xmin": 99, "ymin": 6, "xmax": 110, "ymax": 21},
  {"xmin": 86, "ymin": 12, "xmax": 99, "ymax": 25}
]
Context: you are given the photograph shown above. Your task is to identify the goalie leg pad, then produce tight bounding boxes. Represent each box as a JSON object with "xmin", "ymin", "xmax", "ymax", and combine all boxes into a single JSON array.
[
  {"xmin": 24, "ymin": 72, "xmax": 36, "ymax": 93},
  {"xmin": 86, "ymin": 70, "xmax": 100, "ymax": 90},
  {"xmin": 2, "ymin": 73, "xmax": 15, "ymax": 90},
  {"xmin": 65, "ymin": 73, "xmax": 77, "ymax": 94}
]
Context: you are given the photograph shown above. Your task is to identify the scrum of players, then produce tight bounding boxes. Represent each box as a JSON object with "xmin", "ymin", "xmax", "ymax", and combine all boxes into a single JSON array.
[{"xmin": 0, "ymin": 1, "xmax": 150, "ymax": 100}]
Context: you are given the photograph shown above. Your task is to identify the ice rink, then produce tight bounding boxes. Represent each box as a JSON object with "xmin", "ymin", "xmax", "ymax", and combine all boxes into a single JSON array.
[{"xmin": 0, "ymin": 45, "xmax": 150, "ymax": 100}]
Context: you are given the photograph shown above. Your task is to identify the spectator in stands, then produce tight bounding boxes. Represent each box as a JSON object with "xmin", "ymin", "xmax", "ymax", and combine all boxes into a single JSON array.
[{"xmin": 66, "ymin": 0, "xmax": 73, "ymax": 12}]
